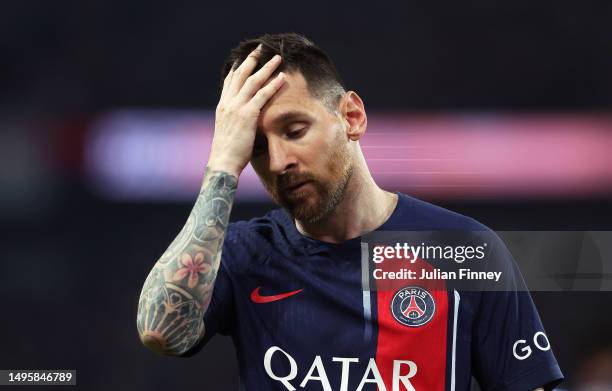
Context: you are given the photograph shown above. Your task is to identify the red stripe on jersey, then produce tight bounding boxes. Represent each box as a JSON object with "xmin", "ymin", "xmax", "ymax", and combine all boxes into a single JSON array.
[{"xmin": 374, "ymin": 254, "xmax": 448, "ymax": 391}]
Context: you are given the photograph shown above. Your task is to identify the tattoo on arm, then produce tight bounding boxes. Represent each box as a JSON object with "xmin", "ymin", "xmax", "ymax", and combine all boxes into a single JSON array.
[{"xmin": 137, "ymin": 169, "xmax": 238, "ymax": 355}]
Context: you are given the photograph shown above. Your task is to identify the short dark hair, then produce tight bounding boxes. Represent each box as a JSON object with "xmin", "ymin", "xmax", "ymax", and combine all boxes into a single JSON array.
[{"xmin": 221, "ymin": 32, "xmax": 346, "ymax": 111}]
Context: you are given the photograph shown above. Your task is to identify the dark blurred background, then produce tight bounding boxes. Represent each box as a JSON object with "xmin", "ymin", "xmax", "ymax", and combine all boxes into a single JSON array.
[{"xmin": 1, "ymin": 1, "xmax": 611, "ymax": 390}]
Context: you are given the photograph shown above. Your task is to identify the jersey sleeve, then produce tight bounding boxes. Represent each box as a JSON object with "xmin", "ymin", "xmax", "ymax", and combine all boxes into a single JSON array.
[{"xmin": 471, "ymin": 232, "xmax": 564, "ymax": 390}]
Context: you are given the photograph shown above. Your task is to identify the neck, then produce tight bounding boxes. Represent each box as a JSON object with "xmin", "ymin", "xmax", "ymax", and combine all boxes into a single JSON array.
[{"xmin": 294, "ymin": 151, "xmax": 398, "ymax": 244}]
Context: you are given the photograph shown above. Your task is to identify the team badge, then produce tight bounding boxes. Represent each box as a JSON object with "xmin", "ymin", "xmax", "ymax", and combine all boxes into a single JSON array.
[{"xmin": 391, "ymin": 286, "xmax": 436, "ymax": 327}]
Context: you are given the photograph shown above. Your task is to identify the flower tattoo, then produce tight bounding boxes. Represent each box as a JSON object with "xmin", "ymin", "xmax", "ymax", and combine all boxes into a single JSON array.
[{"xmin": 172, "ymin": 252, "xmax": 211, "ymax": 288}]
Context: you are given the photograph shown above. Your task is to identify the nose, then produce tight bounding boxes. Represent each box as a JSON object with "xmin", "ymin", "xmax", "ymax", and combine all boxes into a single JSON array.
[{"xmin": 267, "ymin": 137, "xmax": 297, "ymax": 175}]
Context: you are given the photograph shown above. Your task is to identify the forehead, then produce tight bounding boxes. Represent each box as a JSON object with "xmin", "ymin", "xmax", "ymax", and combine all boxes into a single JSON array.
[{"xmin": 258, "ymin": 71, "xmax": 324, "ymax": 130}]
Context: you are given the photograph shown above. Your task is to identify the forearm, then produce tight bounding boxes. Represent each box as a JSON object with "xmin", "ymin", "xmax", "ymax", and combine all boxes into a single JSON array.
[{"xmin": 136, "ymin": 168, "xmax": 238, "ymax": 355}]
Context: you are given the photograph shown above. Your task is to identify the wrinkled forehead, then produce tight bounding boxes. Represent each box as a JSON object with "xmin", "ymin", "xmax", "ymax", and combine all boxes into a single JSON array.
[{"xmin": 258, "ymin": 71, "xmax": 325, "ymax": 131}]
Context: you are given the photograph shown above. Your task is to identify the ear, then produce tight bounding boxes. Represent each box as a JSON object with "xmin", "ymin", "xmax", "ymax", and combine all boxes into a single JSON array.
[{"xmin": 339, "ymin": 91, "xmax": 367, "ymax": 141}]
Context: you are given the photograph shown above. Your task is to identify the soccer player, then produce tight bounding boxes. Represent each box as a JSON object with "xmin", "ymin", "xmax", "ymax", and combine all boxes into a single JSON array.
[{"xmin": 137, "ymin": 33, "xmax": 563, "ymax": 390}]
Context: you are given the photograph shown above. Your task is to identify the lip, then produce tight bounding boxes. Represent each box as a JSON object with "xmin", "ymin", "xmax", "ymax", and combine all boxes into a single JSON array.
[{"xmin": 286, "ymin": 181, "xmax": 310, "ymax": 193}]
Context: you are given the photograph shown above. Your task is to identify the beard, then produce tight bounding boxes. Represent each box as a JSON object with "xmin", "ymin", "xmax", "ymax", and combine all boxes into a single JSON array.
[{"xmin": 263, "ymin": 133, "xmax": 353, "ymax": 224}]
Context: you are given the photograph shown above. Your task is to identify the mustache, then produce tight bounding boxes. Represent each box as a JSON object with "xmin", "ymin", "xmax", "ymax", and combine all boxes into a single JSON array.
[{"xmin": 275, "ymin": 172, "xmax": 315, "ymax": 191}]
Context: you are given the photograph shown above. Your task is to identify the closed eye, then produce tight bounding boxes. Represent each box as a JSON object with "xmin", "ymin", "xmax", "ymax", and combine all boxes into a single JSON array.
[{"xmin": 286, "ymin": 127, "xmax": 307, "ymax": 139}]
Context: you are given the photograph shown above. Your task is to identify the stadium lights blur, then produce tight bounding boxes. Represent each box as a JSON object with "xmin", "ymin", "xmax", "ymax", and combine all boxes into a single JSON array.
[{"xmin": 84, "ymin": 110, "xmax": 612, "ymax": 201}]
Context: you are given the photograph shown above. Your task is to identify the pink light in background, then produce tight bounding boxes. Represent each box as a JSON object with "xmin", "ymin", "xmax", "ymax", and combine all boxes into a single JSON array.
[
  {"xmin": 85, "ymin": 110, "xmax": 267, "ymax": 201},
  {"xmin": 365, "ymin": 114, "xmax": 612, "ymax": 198},
  {"xmin": 84, "ymin": 111, "xmax": 612, "ymax": 201}
]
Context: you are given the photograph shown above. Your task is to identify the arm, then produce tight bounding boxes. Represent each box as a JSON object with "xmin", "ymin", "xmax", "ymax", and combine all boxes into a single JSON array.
[
  {"xmin": 136, "ymin": 169, "xmax": 237, "ymax": 355},
  {"xmin": 136, "ymin": 43, "xmax": 286, "ymax": 356}
]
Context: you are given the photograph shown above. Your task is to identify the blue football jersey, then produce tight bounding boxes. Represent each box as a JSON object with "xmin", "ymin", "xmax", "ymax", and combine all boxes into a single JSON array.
[{"xmin": 184, "ymin": 192, "xmax": 563, "ymax": 391}]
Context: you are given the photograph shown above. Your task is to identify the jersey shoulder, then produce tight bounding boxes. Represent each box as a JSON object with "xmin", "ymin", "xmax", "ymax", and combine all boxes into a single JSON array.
[{"xmin": 391, "ymin": 192, "xmax": 490, "ymax": 231}]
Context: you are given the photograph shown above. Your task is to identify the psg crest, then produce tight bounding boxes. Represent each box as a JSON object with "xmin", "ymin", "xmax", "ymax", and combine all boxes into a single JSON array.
[{"xmin": 391, "ymin": 286, "xmax": 436, "ymax": 327}]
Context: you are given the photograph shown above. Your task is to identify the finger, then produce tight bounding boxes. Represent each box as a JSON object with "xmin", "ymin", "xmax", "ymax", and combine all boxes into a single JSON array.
[
  {"xmin": 227, "ymin": 44, "xmax": 263, "ymax": 97},
  {"xmin": 219, "ymin": 68, "xmax": 235, "ymax": 101},
  {"xmin": 236, "ymin": 54, "xmax": 282, "ymax": 103},
  {"xmin": 249, "ymin": 72, "xmax": 286, "ymax": 110}
]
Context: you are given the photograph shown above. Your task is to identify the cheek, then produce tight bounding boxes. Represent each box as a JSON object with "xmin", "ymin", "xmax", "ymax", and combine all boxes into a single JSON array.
[
  {"xmin": 323, "ymin": 130, "xmax": 349, "ymax": 173},
  {"xmin": 306, "ymin": 128, "xmax": 341, "ymax": 169}
]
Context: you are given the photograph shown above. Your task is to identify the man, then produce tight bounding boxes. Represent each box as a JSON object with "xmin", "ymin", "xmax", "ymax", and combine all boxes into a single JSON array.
[{"xmin": 137, "ymin": 33, "xmax": 563, "ymax": 390}]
